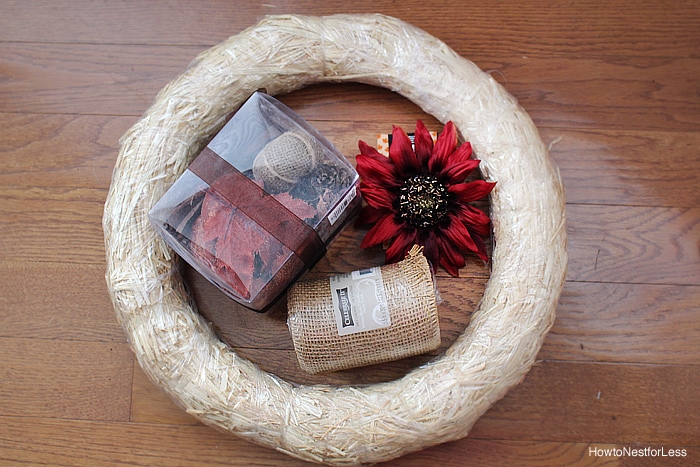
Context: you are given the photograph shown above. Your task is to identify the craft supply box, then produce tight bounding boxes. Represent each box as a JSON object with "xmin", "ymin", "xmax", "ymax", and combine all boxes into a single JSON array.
[{"xmin": 149, "ymin": 92, "xmax": 360, "ymax": 311}]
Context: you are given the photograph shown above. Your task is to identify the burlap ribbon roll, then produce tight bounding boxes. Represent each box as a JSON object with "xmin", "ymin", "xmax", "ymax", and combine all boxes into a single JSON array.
[{"xmin": 287, "ymin": 246, "xmax": 440, "ymax": 373}]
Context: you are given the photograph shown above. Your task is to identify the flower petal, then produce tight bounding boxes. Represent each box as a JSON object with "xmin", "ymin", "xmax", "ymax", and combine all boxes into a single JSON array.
[
  {"xmin": 420, "ymin": 231, "xmax": 440, "ymax": 272},
  {"xmin": 448, "ymin": 141, "xmax": 473, "ymax": 165},
  {"xmin": 359, "ymin": 182, "xmax": 396, "ymax": 210},
  {"xmin": 469, "ymin": 230, "xmax": 489, "ymax": 262},
  {"xmin": 448, "ymin": 180, "xmax": 496, "ymax": 203},
  {"xmin": 355, "ymin": 205, "xmax": 387, "ymax": 226},
  {"xmin": 360, "ymin": 214, "xmax": 404, "ymax": 248},
  {"xmin": 389, "ymin": 125, "xmax": 420, "ymax": 177},
  {"xmin": 358, "ymin": 140, "xmax": 386, "ymax": 159},
  {"xmin": 455, "ymin": 204, "xmax": 492, "ymax": 237},
  {"xmin": 436, "ymin": 232, "xmax": 466, "ymax": 277},
  {"xmin": 356, "ymin": 153, "xmax": 401, "ymax": 188},
  {"xmin": 428, "ymin": 121, "xmax": 457, "ymax": 173},
  {"xmin": 441, "ymin": 159, "xmax": 481, "ymax": 184},
  {"xmin": 413, "ymin": 119, "xmax": 434, "ymax": 168},
  {"xmin": 441, "ymin": 216, "xmax": 479, "ymax": 254},
  {"xmin": 385, "ymin": 227, "xmax": 418, "ymax": 263}
]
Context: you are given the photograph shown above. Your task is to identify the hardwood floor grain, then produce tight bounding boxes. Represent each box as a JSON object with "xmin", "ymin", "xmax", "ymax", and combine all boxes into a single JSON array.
[
  {"xmin": 130, "ymin": 362, "xmax": 201, "ymax": 426},
  {"xmin": 0, "ymin": 261, "xmax": 125, "ymax": 342},
  {"xmin": 543, "ymin": 128, "xmax": 700, "ymax": 208},
  {"xmin": 0, "ymin": 113, "xmax": 130, "ymax": 189},
  {"xmin": 0, "ymin": 338, "xmax": 133, "ymax": 421},
  {"xmin": 1, "ymin": 0, "xmax": 698, "ymax": 465},
  {"xmin": 0, "ymin": 416, "xmax": 309, "ymax": 467},
  {"xmin": 2, "ymin": 43, "xmax": 700, "ymax": 133},
  {"xmin": 0, "ymin": 42, "xmax": 200, "ymax": 116},
  {"xmin": 541, "ymin": 282, "xmax": 700, "ymax": 365},
  {"xmin": 0, "ymin": 186, "xmax": 107, "ymax": 264},
  {"xmin": 2, "ymin": 0, "xmax": 698, "ymax": 58},
  {"xmin": 470, "ymin": 362, "xmax": 700, "ymax": 445},
  {"xmin": 567, "ymin": 205, "xmax": 700, "ymax": 285}
]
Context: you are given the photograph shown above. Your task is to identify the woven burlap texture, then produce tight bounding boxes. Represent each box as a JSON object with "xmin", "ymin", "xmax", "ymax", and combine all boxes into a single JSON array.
[
  {"xmin": 253, "ymin": 131, "xmax": 322, "ymax": 192},
  {"xmin": 288, "ymin": 246, "xmax": 440, "ymax": 374}
]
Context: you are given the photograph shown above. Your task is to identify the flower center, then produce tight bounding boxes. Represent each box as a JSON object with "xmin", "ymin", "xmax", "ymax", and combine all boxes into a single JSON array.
[{"xmin": 398, "ymin": 175, "xmax": 450, "ymax": 228}]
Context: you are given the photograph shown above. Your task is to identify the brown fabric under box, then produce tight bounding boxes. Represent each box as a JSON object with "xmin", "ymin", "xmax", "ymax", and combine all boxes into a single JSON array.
[{"xmin": 287, "ymin": 246, "xmax": 440, "ymax": 373}]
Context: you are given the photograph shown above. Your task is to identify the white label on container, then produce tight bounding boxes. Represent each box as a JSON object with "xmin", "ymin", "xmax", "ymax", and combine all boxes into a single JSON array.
[
  {"xmin": 330, "ymin": 266, "xmax": 390, "ymax": 336},
  {"xmin": 327, "ymin": 185, "xmax": 356, "ymax": 225}
]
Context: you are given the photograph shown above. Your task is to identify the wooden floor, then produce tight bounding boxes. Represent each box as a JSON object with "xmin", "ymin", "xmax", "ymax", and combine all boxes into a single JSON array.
[{"xmin": 1, "ymin": 1, "xmax": 699, "ymax": 465}]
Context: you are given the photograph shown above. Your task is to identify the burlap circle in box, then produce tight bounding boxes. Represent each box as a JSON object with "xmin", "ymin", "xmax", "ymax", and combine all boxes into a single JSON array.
[
  {"xmin": 288, "ymin": 246, "xmax": 441, "ymax": 374},
  {"xmin": 103, "ymin": 14, "xmax": 567, "ymax": 466},
  {"xmin": 253, "ymin": 131, "xmax": 323, "ymax": 192}
]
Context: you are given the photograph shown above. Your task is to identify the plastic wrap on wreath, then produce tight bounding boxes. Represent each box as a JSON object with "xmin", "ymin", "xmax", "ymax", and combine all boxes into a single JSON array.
[
  {"xmin": 149, "ymin": 92, "xmax": 360, "ymax": 311},
  {"xmin": 287, "ymin": 246, "xmax": 441, "ymax": 373}
]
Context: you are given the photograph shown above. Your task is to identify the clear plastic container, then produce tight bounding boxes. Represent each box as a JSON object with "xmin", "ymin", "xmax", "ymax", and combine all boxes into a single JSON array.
[{"xmin": 149, "ymin": 92, "xmax": 360, "ymax": 311}]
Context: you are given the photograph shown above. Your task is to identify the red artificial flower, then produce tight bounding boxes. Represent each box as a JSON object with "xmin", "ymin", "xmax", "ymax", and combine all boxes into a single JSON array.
[{"xmin": 356, "ymin": 120, "xmax": 496, "ymax": 276}]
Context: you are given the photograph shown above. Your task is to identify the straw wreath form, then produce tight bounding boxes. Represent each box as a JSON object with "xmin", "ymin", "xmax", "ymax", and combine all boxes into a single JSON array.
[{"xmin": 103, "ymin": 14, "xmax": 567, "ymax": 466}]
